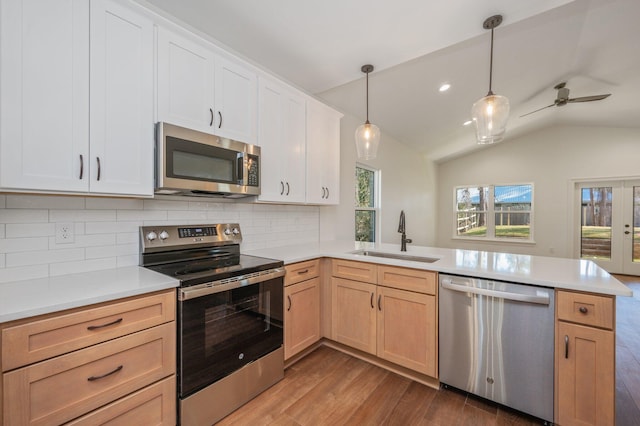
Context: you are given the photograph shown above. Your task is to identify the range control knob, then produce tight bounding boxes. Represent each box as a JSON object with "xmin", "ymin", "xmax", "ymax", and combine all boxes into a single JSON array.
[
  {"xmin": 224, "ymin": 228, "xmax": 232, "ymax": 236},
  {"xmin": 232, "ymin": 227, "xmax": 240, "ymax": 235},
  {"xmin": 146, "ymin": 231, "xmax": 158, "ymax": 241},
  {"xmin": 159, "ymin": 231, "xmax": 170, "ymax": 240}
]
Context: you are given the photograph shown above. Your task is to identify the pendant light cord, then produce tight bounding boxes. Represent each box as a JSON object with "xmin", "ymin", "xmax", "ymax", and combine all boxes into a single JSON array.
[
  {"xmin": 365, "ymin": 71, "xmax": 370, "ymax": 124},
  {"xmin": 488, "ymin": 27, "xmax": 494, "ymax": 96}
]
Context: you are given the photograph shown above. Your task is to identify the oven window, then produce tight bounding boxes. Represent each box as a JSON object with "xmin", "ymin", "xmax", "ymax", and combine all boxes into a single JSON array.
[
  {"xmin": 178, "ymin": 277, "xmax": 283, "ymax": 398},
  {"xmin": 173, "ymin": 150, "xmax": 233, "ymax": 182}
]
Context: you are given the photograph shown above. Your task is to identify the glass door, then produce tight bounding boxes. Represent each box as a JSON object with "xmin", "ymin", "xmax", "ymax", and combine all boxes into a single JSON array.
[{"xmin": 575, "ymin": 180, "xmax": 640, "ymax": 275}]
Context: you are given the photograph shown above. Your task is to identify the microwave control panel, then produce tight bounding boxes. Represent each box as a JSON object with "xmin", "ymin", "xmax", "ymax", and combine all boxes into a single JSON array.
[{"xmin": 247, "ymin": 154, "xmax": 259, "ymax": 187}]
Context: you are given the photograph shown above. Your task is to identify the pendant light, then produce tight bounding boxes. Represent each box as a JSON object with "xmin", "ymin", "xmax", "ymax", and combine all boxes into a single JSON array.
[
  {"xmin": 471, "ymin": 15, "xmax": 510, "ymax": 144},
  {"xmin": 355, "ymin": 64, "xmax": 380, "ymax": 160}
]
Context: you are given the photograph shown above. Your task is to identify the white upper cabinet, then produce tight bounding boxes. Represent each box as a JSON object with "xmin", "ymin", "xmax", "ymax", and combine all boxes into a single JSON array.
[
  {"xmin": 0, "ymin": 0, "xmax": 90, "ymax": 192},
  {"xmin": 306, "ymin": 99, "xmax": 342, "ymax": 205},
  {"xmin": 156, "ymin": 27, "xmax": 215, "ymax": 134},
  {"xmin": 90, "ymin": 0, "xmax": 154, "ymax": 196},
  {"xmin": 258, "ymin": 77, "xmax": 306, "ymax": 203},
  {"xmin": 157, "ymin": 28, "xmax": 258, "ymax": 144},
  {"xmin": 0, "ymin": 0, "xmax": 154, "ymax": 196}
]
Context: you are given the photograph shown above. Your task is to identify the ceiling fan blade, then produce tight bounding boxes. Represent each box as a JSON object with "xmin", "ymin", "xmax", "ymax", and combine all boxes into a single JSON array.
[
  {"xmin": 519, "ymin": 104, "xmax": 555, "ymax": 118},
  {"xmin": 567, "ymin": 94, "xmax": 611, "ymax": 103}
]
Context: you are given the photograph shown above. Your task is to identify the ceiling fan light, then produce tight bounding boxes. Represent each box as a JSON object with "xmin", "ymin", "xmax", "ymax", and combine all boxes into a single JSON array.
[
  {"xmin": 355, "ymin": 121, "xmax": 380, "ymax": 160},
  {"xmin": 471, "ymin": 93, "xmax": 510, "ymax": 144}
]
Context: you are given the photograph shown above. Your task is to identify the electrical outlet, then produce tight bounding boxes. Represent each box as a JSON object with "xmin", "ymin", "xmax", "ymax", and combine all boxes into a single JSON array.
[{"xmin": 55, "ymin": 222, "xmax": 75, "ymax": 244}]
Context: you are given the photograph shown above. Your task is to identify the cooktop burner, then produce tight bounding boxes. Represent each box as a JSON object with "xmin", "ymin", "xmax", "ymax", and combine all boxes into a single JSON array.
[{"xmin": 139, "ymin": 223, "xmax": 283, "ymax": 287}]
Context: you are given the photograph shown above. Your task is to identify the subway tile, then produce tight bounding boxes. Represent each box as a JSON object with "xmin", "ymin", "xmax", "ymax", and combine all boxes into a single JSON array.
[
  {"xmin": 49, "ymin": 209, "xmax": 116, "ymax": 222},
  {"xmin": 117, "ymin": 243, "xmax": 138, "ymax": 256},
  {"xmin": 6, "ymin": 195, "xmax": 85, "ymax": 210},
  {"xmin": 0, "ymin": 195, "xmax": 5, "ymax": 208},
  {"xmin": 167, "ymin": 210, "xmax": 208, "ymax": 221},
  {"xmin": 6, "ymin": 223, "xmax": 56, "ymax": 238},
  {"xmin": 6, "ymin": 248, "xmax": 85, "ymax": 267},
  {"xmin": 117, "ymin": 255, "xmax": 138, "ymax": 267},
  {"xmin": 143, "ymin": 199, "xmax": 190, "ymax": 210},
  {"xmin": 85, "ymin": 221, "xmax": 141, "ymax": 234},
  {"xmin": 86, "ymin": 198, "xmax": 144, "ymax": 210},
  {"xmin": 0, "ymin": 254, "xmax": 5, "ymax": 268},
  {"xmin": 85, "ymin": 245, "xmax": 118, "ymax": 259},
  {"xmin": 117, "ymin": 209, "xmax": 167, "ymax": 221},
  {"xmin": 188, "ymin": 201, "xmax": 225, "ymax": 211},
  {"xmin": 49, "ymin": 258, "xmax": 117, "ymax": 277},
  {"xmin": 0, "ymin": 265, "xmax": 49, "ymax": 283},
  {"xmin": 0, "ymin": 237, "xmax": 49, "ymax": 253},
  {"xmin": 0, "ymin": 209, "xmax": 48, "ymax": 223},
  {"xmin": 117, "ymin": 232, "xmax": 138, "ymax": 244},
  {"xmin": 48, "ymin": 233, "xmax": 116, "ymax": 250},
  {"xmin": 0, "ymin": 225, "xmax": 4, "ymax": 238}
]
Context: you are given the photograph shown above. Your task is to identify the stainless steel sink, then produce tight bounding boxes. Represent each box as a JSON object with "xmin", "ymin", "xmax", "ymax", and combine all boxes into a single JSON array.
[{"xmin": 350, "ymin": 250, "xmax": 440, "ymax": 263}]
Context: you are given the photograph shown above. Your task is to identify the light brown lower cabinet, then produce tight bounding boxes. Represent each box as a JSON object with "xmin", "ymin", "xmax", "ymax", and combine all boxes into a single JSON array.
[
  {"xmin": 555, "ymin": 290, "xmax": 615, "ymax": 426},
  {"xmin": 331, "ymin": 261, "xmax": 438, "ymax": 377},
  {"xmin": 1, "ymin": 289, "xmax": 176, "ymax": 426},
  {"xmin": 285, "ymin": 277, "xmax": 321, "ymax": 359}
]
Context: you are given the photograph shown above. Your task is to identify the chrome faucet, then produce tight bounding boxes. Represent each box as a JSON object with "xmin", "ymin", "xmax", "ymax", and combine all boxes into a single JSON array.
[{"xmin": 398, "ymin": 210, "xmax": 412, "ymax": 252}]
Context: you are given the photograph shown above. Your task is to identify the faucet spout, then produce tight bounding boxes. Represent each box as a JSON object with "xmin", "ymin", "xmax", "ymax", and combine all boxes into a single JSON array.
[{"xmin": 398, "ymin": 210, "xmax": 412, "ymax": 251}]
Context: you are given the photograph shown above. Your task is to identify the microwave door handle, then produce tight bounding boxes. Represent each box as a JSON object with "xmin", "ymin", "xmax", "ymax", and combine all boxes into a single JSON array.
[{"xmin": 237, "ymin": 153, "xmax": 245, "ymax": 184}]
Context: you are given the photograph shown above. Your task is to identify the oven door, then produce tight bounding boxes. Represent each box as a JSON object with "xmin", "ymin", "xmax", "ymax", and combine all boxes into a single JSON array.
[{"xmin": 178, "ymin": 275, "xmax": 284, "ymax": 398}]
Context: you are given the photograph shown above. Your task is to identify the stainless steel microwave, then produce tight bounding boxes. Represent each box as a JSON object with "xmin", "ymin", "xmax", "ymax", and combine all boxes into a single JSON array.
[{"xmin": 155, "ymin": 122, "xmax": 260, "ymax": 198}]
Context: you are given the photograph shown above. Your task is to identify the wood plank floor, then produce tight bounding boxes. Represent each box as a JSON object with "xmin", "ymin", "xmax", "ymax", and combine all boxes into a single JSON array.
[{"xmin": 218, "ymin": 276, "xmax": 640, "ymax": 426}]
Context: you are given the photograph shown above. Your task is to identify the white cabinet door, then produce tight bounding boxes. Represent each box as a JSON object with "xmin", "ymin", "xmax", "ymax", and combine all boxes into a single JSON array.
[
  {"xmin": 89, "ymin": 0, "xmax": 154, "ymax": 196},
  {"xmin": 306, "ymin": 99, "xmax": 342, "ymax": 205},
  {"xmin": 214, "ymin": 56, "xmax": 258, "ymax": 144},
  {"xmin": 156, "ymin": 27, "xmax": 215, "ymax": 134},
  {"xmin": 257, "ymin": 78, "xmax": 306, "ymax": 203},
  {"xmin": 0, "ymin": 0, "xmax": 89, "ymax": 192}
]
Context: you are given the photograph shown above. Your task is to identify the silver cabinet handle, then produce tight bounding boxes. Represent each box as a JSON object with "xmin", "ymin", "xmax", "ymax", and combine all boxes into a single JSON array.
[
  {"xmin": 96, "ymin": 157, "xmax": 101, "ymax": 181},
  {"xmin": 441, "ymin": 279, "xmax": 550, "ymax": 305},
  {"xmin": 209, "ymin": 108, "xmax": 214, "ymax": 126},
  {"xmin": 218, "ymin": 111, "xmax": 222, "ymax": 128},
  {"xmin": 564, "ymin": 335, "xmax": 569, "ymax": 359},
  {"xmin": 79, "ymin": 154, "xmax": 84, "ymax": 180}
]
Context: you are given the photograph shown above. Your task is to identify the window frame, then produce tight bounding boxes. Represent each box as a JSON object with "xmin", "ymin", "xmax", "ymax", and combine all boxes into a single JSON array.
[
  {"xmin": 453, "ymin": 183, "xmax": 535, "ymax": 243},
  {"xmin": 355, "ymin": 164, "xmax": 381, "ymax": 242}
]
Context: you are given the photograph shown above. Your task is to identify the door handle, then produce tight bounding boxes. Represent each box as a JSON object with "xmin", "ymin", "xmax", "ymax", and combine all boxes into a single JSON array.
[
  {"xmin": 79, "ymin": 154, "xmax": 84, "ymax": 180},
  {"xmin": 326, "ymin": 187, "xmax": 329, "ymax": 199},
  {"xmin": 218, "ymin": 111, "xmax": 222, "ymax": 128},
  {"xmin": 287, "ymin": 295, "xmax": 292, "ymax": 311},
  {"xmin": 625, "ymin": 231, "xmax": 631, "ymax": 235},
  {"xmin": 286, "ymin": 182, "xmax": 290, "ymax": 195},
  {"xmin": 280, "ymin": 181, "xmax": 284, "ymax": 195},
  {"xmin": 209, "ymin": 108, "xmax": 214, "ymax": 126},
  {"xmin": 370, "ymin": 292, "xmax": 374, "ymax": 308},
  {"xmin": 377, "ymin": 294, "xmax": 382, "ymax": 311},
  {"xmin": 96, "ymin": 157, "xmax": 101, "ymax": 181},
  {"xmin": 564, "ymin": 335, "xmax": 569, "ymax": 359}
]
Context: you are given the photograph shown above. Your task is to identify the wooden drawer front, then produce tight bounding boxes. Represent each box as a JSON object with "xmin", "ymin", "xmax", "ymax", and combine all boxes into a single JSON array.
[
  {"xmin": 2, "ymin": 290, "xmax": 175, "ymax": 371},
  {"xmin": 378, "ymin": 266, "xmax": 436, "ymax": 295},
  {"xmin": 66, "ymin": 376, "xmax": 176, "ymax": 426},
  {"xmin": 3, "ymin": 322, "xmax": 175, "ymax": 426},
  {"xmin": 285, "ymin": 259, "xmax": 320, "ymax": 286},
  {"xmin": 557, "ymin": 291, "xmax": 614, "ymax": 329},
  {"xmin": 332, "ymin": 259, "xmax": 377, "ymax": 283}
]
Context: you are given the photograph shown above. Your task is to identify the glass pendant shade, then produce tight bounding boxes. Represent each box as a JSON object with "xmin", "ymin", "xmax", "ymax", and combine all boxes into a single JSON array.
[
  {"xmin": 471, "ymin": 93, "xmax": 510, "ymax": 144},
  {"xmin": 355, "ymin": 121, "xmax": 380, "ymax": 160}
]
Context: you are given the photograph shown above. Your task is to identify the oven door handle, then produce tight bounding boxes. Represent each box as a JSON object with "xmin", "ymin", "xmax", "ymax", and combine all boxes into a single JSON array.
[{"xmin": 179, "ymin": 267, "xmax": 285, "ymax": 301}]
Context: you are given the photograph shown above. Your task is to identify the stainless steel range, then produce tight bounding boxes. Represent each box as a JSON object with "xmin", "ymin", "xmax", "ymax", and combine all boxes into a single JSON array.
[{"xmin": 139, "ymin": 224, "xmax": 285, "ymax": 426}]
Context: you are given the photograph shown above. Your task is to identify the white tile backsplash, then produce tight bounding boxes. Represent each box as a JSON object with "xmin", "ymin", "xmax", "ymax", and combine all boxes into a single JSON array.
[{"xmin": 0, "ymin": 194, "xmax": 320, "ymax": 282}]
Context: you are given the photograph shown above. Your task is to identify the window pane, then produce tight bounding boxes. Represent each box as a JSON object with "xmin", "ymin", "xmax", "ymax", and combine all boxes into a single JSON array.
[
  {"xmin": 356, "ymin": 210, "xmax": 376, "ymax": 242},
  {"xmin": 495, "ymin": 213, "xmax": 530, "ymax": 238},
  {"xmin": 456, "ymin": 186, "xmax": 488, "ymax": 236},
  {"xmin": 494, "ymin": 185, "xmax": 532, "ymax": 211},
  {"xmin": 356, "ymin": 167, "xmax": 375, "ymax": 208},
  {"xmin": 580, "ymin": 187, "xmax": 612, "ymax": 260}
]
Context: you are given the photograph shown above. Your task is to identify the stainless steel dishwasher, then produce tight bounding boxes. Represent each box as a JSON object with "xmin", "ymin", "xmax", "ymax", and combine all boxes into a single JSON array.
[{"xmin": 439, "ymin": 274, "xmax": 554, "ymax": 423}]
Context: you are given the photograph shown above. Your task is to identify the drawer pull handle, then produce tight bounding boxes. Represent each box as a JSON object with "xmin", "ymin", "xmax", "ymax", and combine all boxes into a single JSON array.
[
  {"xmin": 370, "ymin": 292, "xmax": 374, "ymax": 309},
  {"xmin": 297, "ymin": 269, "xmax": 309, "ymax": 275},
  {"xmin": 378, "ymin": 294, "xmax": 382, "ymax": 311},
  {"xmin": 579, "ymin": 306, "xmax": 588, "ymax": 314},
  {"xmin": 565, "ymin": 335, "xmax": 569, "ymax": 359},
  {"xmin": 87, "ymin": 365, "xmax": 123, "ymax": 381},
  {"xmin": 287, "ymin": 295, "xmax": 292, "ymax": 311},
  {"xmin": 87, "ymin": 317, "xmax": 123, "ymax": 331}
]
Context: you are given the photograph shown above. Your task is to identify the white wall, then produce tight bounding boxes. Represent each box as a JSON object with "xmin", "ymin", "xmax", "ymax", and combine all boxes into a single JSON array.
[
  {"xmin": 320, "ymin": 113, "xmax": 436, "ymax": 247},
  {"xmin": 0, "ymin": 195, "xmax": 319, "ymax": 283},
  {"xmin": 436, "ymin": 125, "xmax": 640, "ymax": 257}
]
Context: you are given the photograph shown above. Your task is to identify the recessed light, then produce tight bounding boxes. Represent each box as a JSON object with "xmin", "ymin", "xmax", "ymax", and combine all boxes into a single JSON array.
[
  {"xmin": 439, "ymin": 83, "xmax": 451, "ymax": 92},
  {"xmin": 463, "ymin": 120, "xmax": 473, "ymax": 126}
]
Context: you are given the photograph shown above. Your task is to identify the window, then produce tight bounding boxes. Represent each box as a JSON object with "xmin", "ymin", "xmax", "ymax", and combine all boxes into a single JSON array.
[
  {"xmin": 455, "ymin": 184, "xmax": 533, "ymax": 241},
  {"xmin": 355, "ymin": 165, "xmax": 379, "ymax": 242}
]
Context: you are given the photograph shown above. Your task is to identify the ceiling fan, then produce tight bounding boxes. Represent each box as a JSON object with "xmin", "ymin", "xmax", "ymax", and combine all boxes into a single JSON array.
[{"xmin": 520, "ymin": 82, "xmax": 611, "ymax": 117}]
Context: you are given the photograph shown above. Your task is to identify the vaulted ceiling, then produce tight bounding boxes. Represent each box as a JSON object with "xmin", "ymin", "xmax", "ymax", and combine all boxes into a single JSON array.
[{"xmin": 139, "ymin": 0, "xmax": 640, "ymax": 161}]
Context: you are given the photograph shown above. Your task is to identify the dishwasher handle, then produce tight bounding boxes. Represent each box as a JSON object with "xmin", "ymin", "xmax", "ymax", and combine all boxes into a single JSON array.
[{"xmin": 441, "ymin": 278, "xmax": 550, "ymax": 305}]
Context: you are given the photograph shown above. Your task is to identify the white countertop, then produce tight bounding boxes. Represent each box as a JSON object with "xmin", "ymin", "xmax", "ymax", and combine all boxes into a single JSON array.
[
  {"xmin": 246, "ymin": 241, "xmax": 633, "ymax": 297},
  {"xmin": 0, "ymin": 267, "xmax": 179, "ymax": 323}
]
